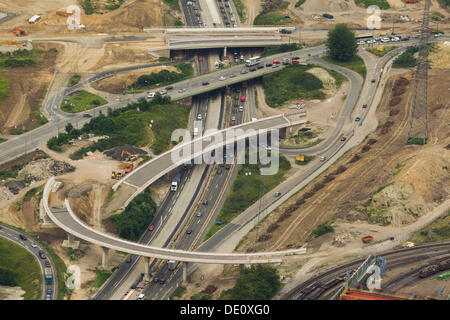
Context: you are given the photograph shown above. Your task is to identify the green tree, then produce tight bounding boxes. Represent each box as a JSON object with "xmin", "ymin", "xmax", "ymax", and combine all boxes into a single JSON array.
[
  {"xmin": 326, "ymin": 24, "xmax": 357, "ymax": 62},
  {"xmin": 220, "ymin": 265, "xmax": 282, "ymax": 300}
]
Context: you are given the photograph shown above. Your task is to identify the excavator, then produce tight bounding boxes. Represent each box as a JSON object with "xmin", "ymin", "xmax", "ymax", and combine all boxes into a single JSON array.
[
  {"xmin": 111, "ymin": 171, "xmax": 124, "ymax": 180},
  {"xmin": 12, "ymin": 29, "xmax": 28, "ymax": 37},
  {"xmin": 121, "ymin": 150, "xmax": 137, "ymax": 161},
  {"xmin": 118, "ymin": 162, "xmax": 134, "ymax": 174}
]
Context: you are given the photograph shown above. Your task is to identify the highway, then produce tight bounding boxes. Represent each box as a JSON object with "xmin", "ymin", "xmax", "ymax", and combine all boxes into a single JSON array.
[{"xmin": 0, "ymin": 223, "xmax": 58, "ymax": 300}]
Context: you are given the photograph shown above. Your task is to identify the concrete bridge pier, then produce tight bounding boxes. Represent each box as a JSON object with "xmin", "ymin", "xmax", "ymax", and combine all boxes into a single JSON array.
[
  {"xmin": 101, "ymin": 247, "xmax": 110, "ymax": 268},
  {"xmin": 182, "ymin": 262, "xmax": 188, "ymax": 283},
  {"xmin": 224, "ymin": 46, "xmax": 227, "ymax": 58},
  {"xmin": 143, "ymin": 257, "xmax": 150, "ymax": 282},
  {"xmin": 62, "ymin": 233, "xmax": 80, "ymax": 249}
]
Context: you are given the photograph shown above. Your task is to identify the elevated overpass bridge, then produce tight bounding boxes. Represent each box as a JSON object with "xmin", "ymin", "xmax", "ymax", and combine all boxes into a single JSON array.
[{"xmin": 42, "ymin": 111, "xmax": 307, "ymax": 271}]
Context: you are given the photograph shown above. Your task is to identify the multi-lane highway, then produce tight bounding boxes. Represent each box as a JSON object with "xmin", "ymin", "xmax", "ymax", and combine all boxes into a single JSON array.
[{"xmin": 0, "ymin": 224, "xmax": 58, "ymax": 300}]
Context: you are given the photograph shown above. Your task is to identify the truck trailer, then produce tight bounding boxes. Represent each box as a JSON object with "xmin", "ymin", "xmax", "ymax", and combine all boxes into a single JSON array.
[{"xmin": 44, "ymin": 267, "xmax": 53, "ymax": 285}]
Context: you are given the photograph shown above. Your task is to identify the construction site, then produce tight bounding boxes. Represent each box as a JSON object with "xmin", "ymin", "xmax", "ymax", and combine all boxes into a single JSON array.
[{"xmin": 0, "ymin": 0, "xmax": 448, "ymax": 304}]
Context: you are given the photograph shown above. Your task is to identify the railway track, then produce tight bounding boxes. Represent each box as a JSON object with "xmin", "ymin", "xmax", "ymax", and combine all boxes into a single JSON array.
[{"xmin": 282, "ymin": 241, "xmax": 450, "ymax": 300}]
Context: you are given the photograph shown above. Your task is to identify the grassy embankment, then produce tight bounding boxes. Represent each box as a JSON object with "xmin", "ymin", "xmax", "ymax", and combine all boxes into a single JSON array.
[
  {"xmin": 48, "ymin": 96, "xmax": 190, "ymax": 158},
  {"xmin": 127, "ymin": 63, "xmax": 193, "ymax": 93},
  {"xmin": 262, "ymin": 64, "xmax": 326, "ymax": 108},
  {"xmin": 366, "ymin": 46, "xmax": 397, "ymax": 57},
  {"xmin": 68, "ymin": 74, "xmax": 81, "ymax": 87},
  {"xmin": 61, "ymin": 91, "xmax": 108, "ymax": 113},
  {"xmin": 354, "ymin": 0, "xmax": 390, "ymax": 9},
  {"xmin": 392, "ymin": 47, "xmax": 419, "ymax": 69},
  {"xmin": 0, "ymin": 237, "xmax": 42, "ymax": 300},
  {"xmin": 409, "ymin": 211, "xmax": 450, "ymax": 245},
  {"xmin": 254, "ymin": 0, "xmax": 290, "ymax": 26},
  {"xmin": 205, "ymin": 154, "xmax": 291, "ymax": 239},
  {"xmin": 323, "ymin": 55, "xmax": 367, "ymax": 78}
]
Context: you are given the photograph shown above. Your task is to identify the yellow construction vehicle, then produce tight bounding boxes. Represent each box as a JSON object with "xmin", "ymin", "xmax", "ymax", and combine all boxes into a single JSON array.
[
  {"xmin": 111, "ymin": 171, "xmax": 117, "ymax": 179},
  {"xmin": 121, "ymin": 150, "xmax": 138, "ymax": 161}
]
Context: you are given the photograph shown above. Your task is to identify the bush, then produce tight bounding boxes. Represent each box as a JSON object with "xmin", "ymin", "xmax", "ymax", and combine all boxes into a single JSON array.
[
  {"xmin": 220, "ymin": 265, "xmax": 282, "ymax": 300},
  {"xmin": 312, "ymin": 220, "xmax": 334, "ymax": 238},
  {"xmin": 134, "ymin": 63, "xmax": 193, "ymax": 88},
  {"xmin": 393, "ymin": 47, "xmax": 419, "ymax": 69},
  {"xmin": 295, "ymin": 0, "xmax": 305, "ymax": 7},
  {"xmin": 355, "ymin": 0, "xmax": 390, "ymax": 9},
  {"xmin": 111, "ymin": 192, "xmax": 157, "ymax": 241}
]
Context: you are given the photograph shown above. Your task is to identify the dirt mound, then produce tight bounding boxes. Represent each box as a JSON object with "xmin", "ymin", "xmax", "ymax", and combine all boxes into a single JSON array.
[
  {"xmin": 67, "ymin": 183, "xmax": 92, "ymax": 199},
  {"xmin": 17, "ymin": 159, "xmax": 75, "ymax": 182},
  {"xmin": 104, "ymin": 145, "xmax": 147, "ymax": 160},
  {"xmin": 380, "ymin": 121, "xmax": 395, "ymax": 134},
  {"xmin": 389, "ymin": 96, "xmax": 402, "ymax": 107},
  {"xmin": 2, "ymin": 181, "xmax": 25, "ymax": 195},
  {"xmin": 0, "ymin": 185, "xmax": 14, "ymax": 201}
]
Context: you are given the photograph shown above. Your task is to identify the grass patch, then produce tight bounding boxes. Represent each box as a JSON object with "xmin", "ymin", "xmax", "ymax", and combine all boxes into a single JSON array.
[
  {"xmin": 131, "ymin": 63, "xmax": 193, "ymax": 91},
  {"xmin": 0, "ymin": 237, "xmax": 42, "ymax": 300},
  {"xmin": 61, "ymin": 91, "xmax": 107, "ymax": 113},
  {"xmin": 409, "ymin": 211, "xmax": 450, "ymax": 245},
  {"xmin": 323, "ymin": 54, "xmax": 366, "ymax": 78},
  {"xmin": 92, "ymin": 269, "xmax": 112, "ymax": 288},
  {"xmin": 407, "ymin": 137, "xmax": 426, "ymax": 145},
  {"xmin": 171, "ymin": 286, "xmax": 186, "ymax": 299},
  {"xmin": 355, "ymin": 0, "xmax": 390, "ymax": 9},
  {"xmin": 393, "ymin": 46, "xmax": 419, "ymax": 69},
  {"xmin": 104, "ymin": 0, "xmax": 125, "ymax": 10},
  {"xmin": 254, "ymin": 11, "xmax": 290, "ymax": 25},
  {"xmin": 206, "ymin": 153, "xmax": 291, "ymax": 239},
  {"xmin": 367, "ymin": 46, "xmax": 397, "ymax": 57},
  {"xmin": 234, "ymin": 0, "xmax": 246, "ymax": 21},
  {"xmin": 263, "ymin": 64, "xmax": 325, "ymax": 108},
  {"xmin": 261, "ymin": 43, "xmax": 302, "ymax": 58},
  {"xmin": 325, "ymin": 68, "xmax": 347, "ymax": 88},
  {"xmin": 295, "ymin": 0, "xmax": 305, "ymax": 7},
  {"xmin": 163, "ymin": 0, "xmax": 180, "ymax": 11},
  {"xmin": 311, "ymin": 219, "xmax": 335, "ymax": 238},
  {"xmin": 432, "ymin": 11, "xmax": 445, "ymax": 20},
  {"xmin": 219, "ymin": 265, "xmax": 282, "ymax": 300},
  {"xmin": 68, "ymin": 74, "xmax": 81, "ymax": 87},
  {"xmin": 0, "ymin": 74, "xmax": 10, "ymax": 103},
  {"xmin": 0, "ymin": 49, "xmax": 45, "ymax": 68}
]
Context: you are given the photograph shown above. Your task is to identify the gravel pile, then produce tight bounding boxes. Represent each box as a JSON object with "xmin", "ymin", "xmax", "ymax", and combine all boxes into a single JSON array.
[
  {"xmin": 18, "ymin": 159, "xmax": 75, "ymax": 182},
  {"xmin": 103, "ymin": 145, "xmax": 147, "ymax": 160}
]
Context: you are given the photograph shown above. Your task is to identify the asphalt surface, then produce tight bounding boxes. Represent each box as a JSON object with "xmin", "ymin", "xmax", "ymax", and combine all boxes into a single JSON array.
[{"xmin": 0, "ymin": 224, "xmax": 58, "ymax": 300}]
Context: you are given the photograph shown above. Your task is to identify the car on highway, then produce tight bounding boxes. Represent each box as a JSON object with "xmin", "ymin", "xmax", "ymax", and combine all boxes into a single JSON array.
[
  {"xmin": 239, "ymin": 105, "xmax": 243, "ymax": 112},
  {"xmin": 38, "ymin": 250, "xmax": 46, "ymax": 259},
  {"xmin": 202, "ymin": 81, "xmax": 209, "ymax": 86},
  {"xmin": 249, "ymin": 67, "xmax": 256, "ymax": 72},
  {"xmin": 225, "ymin": 164, "xmax": 230, "ymax": 170},
  {"xmin": 219, "ymin": 75, "xmax": 226, "ymax": 81},
  {"xmin": 229, "ymin": 74, "xmax": 236, "ymax": 78},
  {"xmin": 340, "ymin": 137, "xmax": 346, "ymax": 142},
  {"xmin": 197, "ymin": 114, "xmax": 202, "ymax": 120},
  {"xmin": 165, "ymin": 86, "xmax": 174, "ymax": 90},
  {"xmin": 320, "ymin": 156, "xmax": 327, "ymax": 161},
  {"xmin": 47, "ymin": 288, "xmax": 52, "ymax": 295},
  {"xmin": 159, "ymin": 89, "xmax": 167, "ymax": 95},
  {"xmin": 240, "ymin": 69, "xmax": 248, "ymax": 74},
  {"xmin": 83, "ymin": 113, "xmax": 92, "ymax": 118},
  {"xmin": 203, "ymin": 199, "xmax": 208, "ymax": 206},
  {"xmin": 265, "ymin": 62, "xmax": 273, "ymax": 67},
  {"xmin": 273, "ymin": 60, "xmax": 280, "ymax": 65},
  {"xmin": 31, "ymin": 242, "xmax": 37, "ymax": 248},
  {"xmin": 19, "ymin": 234, "xmax": 27, "ymax": 241},
  {"xmin": 355, "ymin": 117, "xmax": 361, "ymax": 122},
  {"xmin": 186, "ymin": 229, "xmax": 193, "ymax": 235},
  {"xmin": 45, "ymin": 294, "xmax": 51, "ymax": 300},
  {"xmin": 45, "ymin": 261, "xmax": 51, "ymax": 267},
  {"xmin": 198, "ymin": 56, "xmax": 203, "ymax": 61},
  {"xmin": 217, "ymin": 168, "xmax": 222, "ymax": 175},
  {"xmin": 147, "ymin": 92, "xmax": 155, "ymax": 99},
  {"xmin": 362, "ymin": 104, "xmax": 367, "ymax": 108},
  {"xmin": 126, "ymin": 256, "xmax": 132, "ymax": 263},
  {"xmin": 148, "ymin": 225, "xmax": 154, "ymax": 231},
  {"xmin": 371, "ymin": 79, "xmax": 376, "ymax": 83},
  {"xmin": 178, "ymin": 88, "xmax": 186, "ymax": 93},
  {"xmin": 196, "ymin": 212, "xmax": 202, "ymax": 218},
  {"xmin": 274, "ymin": 192, "xmax": 281, "ymax": 197},
  {"xmin": 256, "ymin": 65, "xmax": 264, "ymax": 69},
  {"xmin": 272, "ymin": 64, "xmax": 280, "ymax": 68},
  {"xmin": 138, "ymin": 293, "xmax": 145, "ymax": 300}
]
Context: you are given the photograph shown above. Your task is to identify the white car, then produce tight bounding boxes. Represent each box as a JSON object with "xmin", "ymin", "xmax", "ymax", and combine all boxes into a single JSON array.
[
  {"xmin": 197, "ymin": 114, "xmax": 202, "ymax": 120},
  {"xmin": 219, "ymin": 75, "xmax": 226, "ymax": 81},
  {"xmin": 239, "ymin": 105, "xmax": 243, "ymax": 112},
  {"xmin": 229, "ymin": 74, "xmax": 236, "ymax": 78},
  {"xmin": 178, "ymin": 88, "xmax": 186, "ymax": 93},
  {"xmin": 159, "ymin": 89, "xmax": 167, "ymax": 95},
  {"xmin": 138, "ymin": 294, "xmax": 145, "ymax": 300},
  {"xmin": 31, "ymin": 242, "xmax": 37, "ymax": 248},
  {"xmin": 320, "ymin": 156, "xmax": 326, "ymax": 162},
  {"xmin": 147, "ymin": 92, "xmax": 155, "ymax": 99}
]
